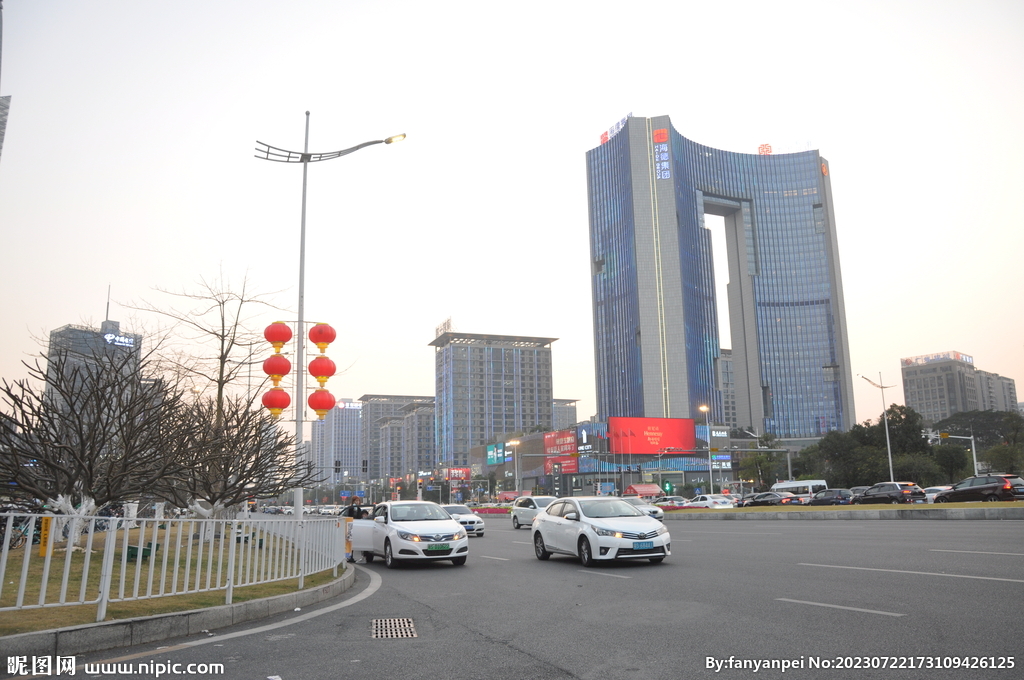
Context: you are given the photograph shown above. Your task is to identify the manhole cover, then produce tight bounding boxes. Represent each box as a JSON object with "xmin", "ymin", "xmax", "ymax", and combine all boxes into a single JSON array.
[{"xmin": 371, "ymin": 618, "xmax": 417, "ymax": 639}]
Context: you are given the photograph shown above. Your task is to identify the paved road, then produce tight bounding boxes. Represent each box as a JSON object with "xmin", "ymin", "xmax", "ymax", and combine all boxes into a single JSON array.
[{"xmin": 67, "ymin": 518, "xmax": 1023, "ymax": 679}]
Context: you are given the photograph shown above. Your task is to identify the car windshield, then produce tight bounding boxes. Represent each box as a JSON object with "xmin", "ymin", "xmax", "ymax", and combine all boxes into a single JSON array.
[
  {"xmin": 443, "ymin": 505, "xmax": 472, "ymax": 515},
  {"xmin": 622, "ymin": 497, "xmax": 647, "ymax": 506},
  {"xmin": 707, "ymin": 495, "xmax": 730, "ymax": 501},
  {"xmin": 578, "ymin": 499, "xmax": 645, "ymax": 518},
  {"xmin": 390, "ymin": 504, "xmax": 451, "ymax": 522}
]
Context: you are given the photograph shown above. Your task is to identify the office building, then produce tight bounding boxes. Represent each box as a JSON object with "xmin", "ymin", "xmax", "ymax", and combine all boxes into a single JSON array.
[
  {"xmin": 431, "ymin": 331, "xmax": 556, "ymax": 467},
  {"xmin": 401, "ymin": 400, "xmax": 436, "ymax": 477},
  {"xmin": 901, "ymin": 352, "xmax": 979, "ymax": 423},
  {"xmin": 976, "ymin": 370, "xmax": 1018, "ymax": 414},
  {"xmin": 47, "ymin": 320, "xmax": 142, "ymax": 383},
  {"xmin": 718, "ymin": 349, "xmax": 738, "ymax": 432},
  {"xmin": 586, "ymin": 115, "xmax": 855, "ymax": 440}
]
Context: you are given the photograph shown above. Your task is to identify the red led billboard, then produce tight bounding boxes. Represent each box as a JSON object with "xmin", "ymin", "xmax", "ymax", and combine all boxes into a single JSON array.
[
  {"xmin": 544, "ymin": 456, "xmax": 579, "ymax": 475},
  {"xmin": 607, "ymin": 417, "xmax": 695, "ymax": 455},
  {"xmin": 544, "ymin": 430, "xmax": 578, "ymax": 456}
]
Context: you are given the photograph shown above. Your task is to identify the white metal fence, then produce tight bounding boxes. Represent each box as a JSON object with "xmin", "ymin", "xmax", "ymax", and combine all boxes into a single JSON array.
[{"xmin": 0, "ymin": 513, "xmax": 346, "ymax": 622}]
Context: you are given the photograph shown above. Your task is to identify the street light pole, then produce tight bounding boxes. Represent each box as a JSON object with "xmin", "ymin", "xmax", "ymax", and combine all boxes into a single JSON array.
[
  {"xmin": 508, "ymin": 439, "xmax": 521, "ymax": 495},
  {"xmin": 256, "ymin": 115, "xmax": 405, "ymax": 518},
  {"xmin": 859, "ymin": 373, "xmax": 895, "ymax": 482},
  {"xmin": 699, "ymin": 405, "xmax": 711, "ymax": 494}
]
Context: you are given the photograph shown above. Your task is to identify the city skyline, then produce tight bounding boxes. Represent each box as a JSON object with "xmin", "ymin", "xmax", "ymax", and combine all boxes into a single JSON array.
[{"xmin": 1, "ymin": 2, "xmax": 1022, "ymax": 432}]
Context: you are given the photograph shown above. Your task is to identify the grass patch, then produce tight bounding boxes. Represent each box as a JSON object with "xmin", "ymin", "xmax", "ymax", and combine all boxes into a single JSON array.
[
  {"xmin": 0, "ymin": 566, "xmax": 341, "ymax": 637},
  {"xmin": 664, "ymin": 501, "xmax": 1013, "ymax": 513}
]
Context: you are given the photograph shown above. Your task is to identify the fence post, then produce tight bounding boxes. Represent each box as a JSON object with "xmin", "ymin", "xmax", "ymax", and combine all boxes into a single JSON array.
[
  {"xmin": 225, "ymin": 522, "xmax": 237, "ymax": 605},
  {"xmin": 297, "ymin": 519, "xmax": 305, "ymax": 590},
  {"xmin": 95, "ymin": 524, "xmax": 118, "ymax": 622}
]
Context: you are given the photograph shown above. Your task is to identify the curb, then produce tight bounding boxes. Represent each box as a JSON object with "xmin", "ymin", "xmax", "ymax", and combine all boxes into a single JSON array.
[
  {"xmin": 1, "ymin": 565, "xmax": 357, "ymax": 659},
  {"xmin": 663, "ymin": 507, "xmax": 1024, "ymax": 521}
]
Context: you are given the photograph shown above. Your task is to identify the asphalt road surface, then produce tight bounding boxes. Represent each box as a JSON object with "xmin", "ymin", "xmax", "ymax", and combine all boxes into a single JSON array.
[{"xmin": 67, "ymin": 518, "xmax": 1023, "ymax": 679}]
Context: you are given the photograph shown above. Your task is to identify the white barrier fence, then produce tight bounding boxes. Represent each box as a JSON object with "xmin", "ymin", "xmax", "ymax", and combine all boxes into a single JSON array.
[{"xmin": 0, "ymin": 513, "xmax": 346, "ymax": 622}]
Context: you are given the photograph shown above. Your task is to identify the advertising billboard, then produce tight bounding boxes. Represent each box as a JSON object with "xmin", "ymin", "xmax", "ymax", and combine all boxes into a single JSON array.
[
  {"xmin": 607, "ymin": 417, "xmax": 695, "ymax": 455},
  {"xmin": 544, "ymin": 455, "xmax": 579, "ymax": 475},
  {"xmin": 446, "ymin": 467, "xmax": 471, "ymax": 481},
  {"xmin": 576, "ymin": 422, "xmax": 607, "ymax": 454},
  {"xmin": 486, "ymin": 443, "xmax": 505, "ymax": 466},
  {"xmin": 544, "ymin": 430, "xmax": 578, "ymax": 456}
]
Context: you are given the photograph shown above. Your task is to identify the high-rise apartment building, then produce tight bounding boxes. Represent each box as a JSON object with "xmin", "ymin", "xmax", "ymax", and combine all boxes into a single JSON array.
[
  {"xmin": 586, "ymin": 115, "xmax": 855, "ymax": 440},
  {"xmin": 902, "ymin": 351, "xmax": 1019, "ymax": 422},
  {"xmin": 311, "ymin": 399, "xmax": 363, "ymax": 484},
  {"xmin": 401, "ymin": 400, "xmax": 436, "ymax": 476},
  {"xmin": 358, "ymin": 394, "xmax": 433, "ymax": 483},
  {"xmin": 431, "ymin": 331, "xmax": 556, "ymax": 467}
]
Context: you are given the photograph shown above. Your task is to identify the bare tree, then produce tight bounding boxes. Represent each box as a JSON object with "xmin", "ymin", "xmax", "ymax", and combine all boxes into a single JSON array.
[
  {"xmin": 0, "ymin": 349, "xmax": 188, "ymax": 523},
  {"xmin": 154, "ymin": 394, "xmax": 323, "ymax": 518}
]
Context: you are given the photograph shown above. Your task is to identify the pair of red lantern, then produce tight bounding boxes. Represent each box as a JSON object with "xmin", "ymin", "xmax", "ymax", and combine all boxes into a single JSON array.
[{"xmin": 261, "ymin": 322, "xmax": 338, "ymax": 420}]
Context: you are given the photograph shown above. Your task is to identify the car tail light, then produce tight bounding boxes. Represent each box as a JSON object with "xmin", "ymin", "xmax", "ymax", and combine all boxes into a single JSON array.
[
  {"xmin": 902, "ymin": 489, "xmax": 910, "ymax": 494},
  {"xmin": 1004, "ymin": 481, "xmax": 1013, "ymax": 489}
]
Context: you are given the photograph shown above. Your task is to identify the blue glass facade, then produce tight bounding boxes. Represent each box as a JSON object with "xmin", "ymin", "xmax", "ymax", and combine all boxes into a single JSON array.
[{"xmin": 587, "ymin": 116, "xmax": 854, "ymax": 439}]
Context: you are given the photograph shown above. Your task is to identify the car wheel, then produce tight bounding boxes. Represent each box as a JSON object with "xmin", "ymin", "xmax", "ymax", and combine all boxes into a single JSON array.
[
  {"xmin": 451, "ymin": 556, "xmax": 467, "ymax": 566},
  {"xmin": 985, "ymin": 494, "xmax": 1000, "ymax": 502},
  {"xmin": 890, "ymin": 498, "xmax": 901, "ymax": 504},
  {"xmin": 512, "ymin": 516, "xmax": 521, "ymax": 530},
  {"xmin": 363, "ymin": 551, "xmax": 374, "ymax": 563},
  {"xmin": 533, "ymin": 532, "xmax": 551, "ymax": 560},
  {"xmin": 578, "ymin": 537, "xmax": 595, "ymax": 568},
  {"xmin": 649, "ymin": 557, "xmax": 664, "ymax": 564},
  {"xmin": 936, "ymin": 496, "xmax": 949, "ymax": 503},
  {"xmin": 384, "ymin": 541, "xmax": 399, "ymax": 569}
]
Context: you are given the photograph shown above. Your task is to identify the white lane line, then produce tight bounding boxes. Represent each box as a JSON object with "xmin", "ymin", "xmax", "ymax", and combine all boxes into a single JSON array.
[
  {"xmin": 930, "ymin": 549, "xmax": 1024, "ymax": 556},
  {"xmin": 478, "ymin": 555, "xmax": 510, "ymax": 561},
  {"xmin": 670, "ymin": 530, "xmax": 783, "ymax": 536},
  {"xmin": 512, "ymin": 541, "xmax": 533, "ymax": 545},
  {"xmin": 577, "ymin": 570, "xmax": 631, "ymax": 579},
  {"xmin": 776, "ymin": 598, "xmax": 904, "ymax": 617},
  {"xmin": 800, "ymin": 563, "xmax": 1024, "ymax": 583}
]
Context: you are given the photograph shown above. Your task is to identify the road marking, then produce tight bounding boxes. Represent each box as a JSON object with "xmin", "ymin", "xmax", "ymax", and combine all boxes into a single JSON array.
[
  {"xmin": 776, "ymin": 598, "xmax": 904, "ymax": 617},
  {"xmin": 669, "ymin": 530, "xmax": 783, "ymax": 536},
  {"xmin": 577, "ymin": 570, "xmax": 631, "ymax": 579},
  {"xmin": 512, "ymin": 541, "xmax": 533, "ymax": 545},
  {"xmin": 478, "ymin": 555, "xmax": 510, "ymax": 561},
  {"xmin": 930, "ymin": 549, "xmax": 1024, "ymax": 556},
  {"xmin": 800, "ymin": 563, "xmax": 1024, "ymax": 583}
]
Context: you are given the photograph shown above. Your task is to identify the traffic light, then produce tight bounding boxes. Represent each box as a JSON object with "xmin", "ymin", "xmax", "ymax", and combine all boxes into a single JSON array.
[
  {"xmin": 361, "ymin": 459, "xmax": 368, "ymax": 473},
  {"xmin": 593, "ymin": 482, "xmax": 600, "ymax": 495},
  {"xmin": 662, "ymin": 480, "xmax": 674, "ymax": 493},
  {"xmin": 334, "ymin": 460, "xmax": 341, "ymax": 474}
]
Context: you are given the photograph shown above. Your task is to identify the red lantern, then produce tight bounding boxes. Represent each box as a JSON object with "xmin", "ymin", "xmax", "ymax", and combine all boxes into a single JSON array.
[
  {"xmin": 262, "ymin": 387, "xmax": 291, "ymax": 418},
  {"xmin": 264, "ymin": 322, "xmax": 293, "ymax": 353},
  {"xmin": 308, "ymin": 355, "xmax": 336, "ymax": 388},
  {"xmin": 262, "ymin": 354, "xmax": 291, "ymax": 387},
  {"xmin": 307, "ymin": 389, "xmax": 336, "ymax": 420},
  {"xmin": 308, "ymin": 323, "xmax": 336, "ymax": 353}
]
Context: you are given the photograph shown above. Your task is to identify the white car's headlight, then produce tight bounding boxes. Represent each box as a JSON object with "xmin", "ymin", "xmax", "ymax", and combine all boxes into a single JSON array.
[
  {"xmin": 455, "ymin": 529, "xmax": 467, "ymax": 540},
  {"xmin": 591, "ymin": 525, "xmax": 623, "ymax": 538},
  {"xmin": 396, "ymin": 531, "xmax": 421, "ymax": 542},
  {"xmin": 656, "ymin": 524, "xmax": 668, "ymax": 536}
]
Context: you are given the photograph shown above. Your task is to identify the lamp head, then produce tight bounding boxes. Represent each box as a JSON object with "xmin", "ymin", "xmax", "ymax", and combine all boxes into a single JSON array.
[{"xmin": 384, "ymin": 133, "xmax": 407, "ymax": 144}]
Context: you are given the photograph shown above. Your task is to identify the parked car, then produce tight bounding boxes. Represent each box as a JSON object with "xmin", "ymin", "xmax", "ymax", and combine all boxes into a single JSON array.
[
  {"xmin": 742, "ymin": 491, "xmax": 803, "ymax": 507},
  {"xmin": 652, "ymin": 496, "xmax": 688, "ymax": 507},
  {"xmin": 807, "ymin": 489, "xmax": 854, "ymax": 506},
  {"xmin": 532, "ymin": 496, "xmax": 670, "ymax": 566},
  {"xmin": 922, "ymin": 485, "xmax": 953, "ymax": 503},
  {"xmin": 684, "ymin": 494, "xmax": 735, "ymax": 509},
  {"xmin": 849, "ymin": 486, "xmax": 870, "ymax": 501},
  {"xmin": 621, "ymin": 496, "xmax": 665, "ymax": 520},
  {"xmin": 511, "ymin": 496, "xmax": 557, "ymax": 529},
  {"xmin": 933, "ymin": 474, "xmax": 1024, "ymax": 503},
  {"xmin": 736, "ymin": 493, "xmax": 762, "ymax": 507},
  {"xmin": 852, "ymin": 482, "xmax": 926, "ymax": 504},
  {"xmin": 441, "ymin": 504, "xmax": 486, "ymax": 537},
  {"xmin": 364, "ymin": 500, "xmax": 468, "ymax": 568}
]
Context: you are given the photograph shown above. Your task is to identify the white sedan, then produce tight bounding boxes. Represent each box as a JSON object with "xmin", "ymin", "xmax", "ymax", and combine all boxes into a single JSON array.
[
  {"xmin": 684, "ymin": 494, "xmax": 735, "ymax": 509},
  {"xmin": 365, "ymin": 501, "xmax": 468, "ymax": 568},
  {"xmin": 923, "ymin": 485, "xmax": 953, "ymax": 503},
  {"xmin": 441, "ymin": 504, "xmax": 486, "ymax": 536},
  {"xmin": 532, "ymin": 496, "xmax": 670, "ymax": 566}
]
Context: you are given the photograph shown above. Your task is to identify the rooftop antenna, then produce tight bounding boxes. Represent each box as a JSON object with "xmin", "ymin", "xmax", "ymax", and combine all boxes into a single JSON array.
[{"xmin": 105, "ymin": 284, "xmax": 111, "ymax": 321}]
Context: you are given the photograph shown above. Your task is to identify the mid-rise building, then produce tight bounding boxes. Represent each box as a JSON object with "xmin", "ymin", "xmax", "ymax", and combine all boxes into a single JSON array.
[
  {"xmin": 585, "ymin": 114, "xmax": 855, "ymax": 441},
  {"xmin": 431, "ymin": 331, "xmax": 556, "ymax": 467},
  {"xmin": 47, "ymin": 320, "xmax": 142, "ymax": 386},
  {"xmin": 358, "ymin": 394, "xmax": 433, "ymax": 484},
  {"xmin": 900, "ymin": 351, "xmax": 1020, "ymax": 422},
  {"xmin": 401, "ymin": 400, "xmax": 436, "ymax": 477},
  {"xmin": 310, "ymin": 398, "xmax": 363, "ymax": 484},
  {"xmin": 553, "ymin": 399, "xmax": 578, "ymax": 431}
]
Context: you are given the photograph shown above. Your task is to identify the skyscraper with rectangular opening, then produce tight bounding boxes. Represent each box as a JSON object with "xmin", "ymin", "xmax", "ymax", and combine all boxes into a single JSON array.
[{"xmin": 586, "ymin": 115, "xmax": 854, "ymax": 440}]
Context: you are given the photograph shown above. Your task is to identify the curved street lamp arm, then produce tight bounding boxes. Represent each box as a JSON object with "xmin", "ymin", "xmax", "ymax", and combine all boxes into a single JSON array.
[{"xmin": 254, "ymin": 138, "xmax": 386, "ymax": 164}]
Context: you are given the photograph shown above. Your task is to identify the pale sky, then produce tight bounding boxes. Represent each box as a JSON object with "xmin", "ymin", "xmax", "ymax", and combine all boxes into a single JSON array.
[{"xmin": 1, "ymin": 1, "xmax": 1022, "ymax": 432}]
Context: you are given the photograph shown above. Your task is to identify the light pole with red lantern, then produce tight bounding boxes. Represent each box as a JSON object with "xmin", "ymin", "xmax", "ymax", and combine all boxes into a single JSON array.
[{"xmin": 257, "ymin": 116, "xmax": 405, "ymax": 519}]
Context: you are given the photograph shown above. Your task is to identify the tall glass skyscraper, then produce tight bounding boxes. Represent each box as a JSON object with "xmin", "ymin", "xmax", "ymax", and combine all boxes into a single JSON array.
[{"xmin": 586, "ymin": 115, "xmax": 854, "ymax": 439}]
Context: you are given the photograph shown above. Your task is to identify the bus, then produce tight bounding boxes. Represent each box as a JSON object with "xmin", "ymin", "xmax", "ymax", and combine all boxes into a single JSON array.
[{"xmin": 770, "ymin": 480, "xmax": 828, "ymax": 501}]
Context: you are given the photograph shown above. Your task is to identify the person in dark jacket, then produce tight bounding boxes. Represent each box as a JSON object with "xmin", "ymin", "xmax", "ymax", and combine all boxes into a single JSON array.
[{"xmin": 343, "ymin": 498, "xmax": 361, "ymax": 519}]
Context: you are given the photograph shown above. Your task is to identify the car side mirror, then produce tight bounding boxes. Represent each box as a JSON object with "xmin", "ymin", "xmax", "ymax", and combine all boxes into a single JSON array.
[
  {"xmin": 565, "ymin": 512, "xmax": 579, "ymax": 521},
  {"xmin": 374, "ymin": 516, "xmax": 385, "ymax": 524}
]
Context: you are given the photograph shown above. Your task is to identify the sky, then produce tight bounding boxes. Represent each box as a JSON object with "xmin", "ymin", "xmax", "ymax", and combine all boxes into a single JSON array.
[{"xmin": 1, "ymin": 1, "xmax": 1022, "ymax": 434}]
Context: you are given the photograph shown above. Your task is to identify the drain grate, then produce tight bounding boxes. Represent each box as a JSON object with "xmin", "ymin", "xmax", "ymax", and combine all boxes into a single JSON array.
[{"xmin": 371, "ymin": 618, "xmax": 418, "ymax": 639}]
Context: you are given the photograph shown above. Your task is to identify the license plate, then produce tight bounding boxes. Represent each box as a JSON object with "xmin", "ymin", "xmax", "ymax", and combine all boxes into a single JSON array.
[
  {"xmin": 427, "ymin": 543, "xmax": 450, "ymax": 551},
  {"xmin": 633, "ymin": 541, "xmax": 654, "ymax": 550}
]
